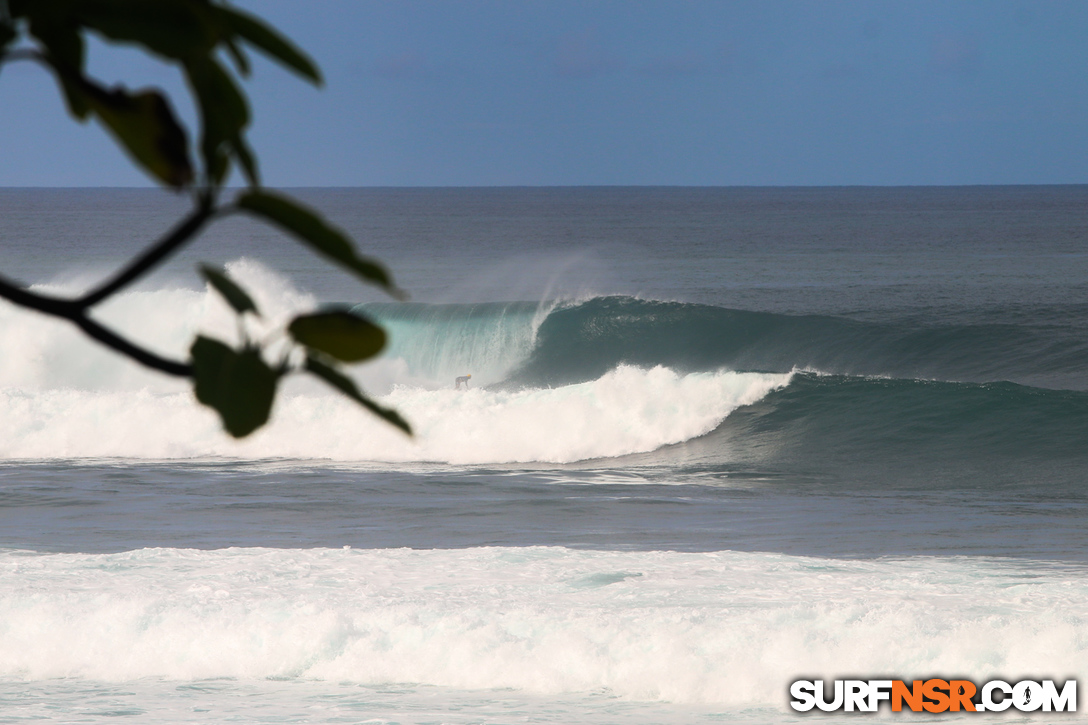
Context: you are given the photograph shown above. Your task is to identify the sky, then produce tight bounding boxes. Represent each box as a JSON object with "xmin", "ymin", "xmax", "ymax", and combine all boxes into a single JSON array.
[{"xmin": 1, "ymin": 0, "xmax": 1087, "ymax": 186}]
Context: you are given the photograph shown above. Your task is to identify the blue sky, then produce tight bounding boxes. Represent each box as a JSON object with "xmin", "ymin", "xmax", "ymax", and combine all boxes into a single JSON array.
[{"xmin": 2, "ymin": 0, "xmax": 1087, "ymax": 186}]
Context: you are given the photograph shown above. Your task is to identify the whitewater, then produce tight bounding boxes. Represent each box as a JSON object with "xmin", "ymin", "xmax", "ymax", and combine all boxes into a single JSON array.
[
  {"xmin": 0, "ymin": 264, "xmax": 789, "ymax": 463},
  {"xmin": 0, "ymin": 186, "xmax": 1086, "ymax": 723}
]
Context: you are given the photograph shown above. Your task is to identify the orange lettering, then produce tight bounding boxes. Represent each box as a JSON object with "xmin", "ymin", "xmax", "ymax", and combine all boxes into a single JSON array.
[
  {"xmin": 892, "ymin": 680, "xmax": 924, "ymax": 712},
  {"xmin": 948, "ymin": 680, "xmax": 977, "ymax": 711},
  {"xmin": 922, "ymin": 679, "xmax": 950, "ymax": 713}
]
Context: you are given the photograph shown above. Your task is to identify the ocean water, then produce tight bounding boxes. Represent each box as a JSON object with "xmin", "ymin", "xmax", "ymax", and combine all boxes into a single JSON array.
[{"xmin": 0, "ymin": 186, "xmax": 1086, "ymax": 723}]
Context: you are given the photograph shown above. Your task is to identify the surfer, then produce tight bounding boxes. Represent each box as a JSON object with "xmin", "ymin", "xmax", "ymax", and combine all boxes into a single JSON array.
[{"xmin": 455, "ymin": 374, "xmax": 472, "ymax": 390}]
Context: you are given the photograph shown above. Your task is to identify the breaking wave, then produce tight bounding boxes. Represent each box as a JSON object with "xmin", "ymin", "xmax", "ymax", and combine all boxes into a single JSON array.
[{"xmin": 1, "ymin": 263, "xmax": 1084, "ymax": 465}]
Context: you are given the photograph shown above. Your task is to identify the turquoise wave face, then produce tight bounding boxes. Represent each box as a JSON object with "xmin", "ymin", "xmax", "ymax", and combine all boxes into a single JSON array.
[
  {"xmin": 512, "ymin": 296, "xmax": 1088, "ymax": 390},
  {"xmin": 358, "ymin": 296, "xmax": 1088, "ymax": 391},
  {"xmin": 355, "ymin": 301, "xmax": 544, "ymax": 387},
  {"xmin": 350, "ymin": 296, "xmax": 1088, "ymax": 476},
  {"xmin": 708, "ymin": 373, "xmax": 1088, "ymax": 486}
]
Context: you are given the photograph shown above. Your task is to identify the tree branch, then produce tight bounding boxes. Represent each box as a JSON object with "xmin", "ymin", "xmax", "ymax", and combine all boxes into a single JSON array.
[
  {"xmin": 0, "ymin": 45, "xmax": 211, "ymax": 375},
  {"xmin": 78, "ymin": 197, "xmax": 213, "ymax": 307},
  {"xmin": 0, "ymin": 275, "xmax": 193, "ymax": 377},
  {"xmin": 75, "ymin": 313, "xmax": 193, "ymax": 377},
  {"xmin": 0, "ymin": 274, "xmax": 81, "ymax": 315},
  {"xmin": 0, "ymin": 274, "xmax": 192, "ymax": 377}
]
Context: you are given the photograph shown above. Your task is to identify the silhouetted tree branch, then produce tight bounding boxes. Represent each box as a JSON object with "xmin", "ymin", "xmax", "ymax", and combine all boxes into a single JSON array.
[{"xmin": 0, "ymin": 0, "xmax": 411, "ymax": 438}]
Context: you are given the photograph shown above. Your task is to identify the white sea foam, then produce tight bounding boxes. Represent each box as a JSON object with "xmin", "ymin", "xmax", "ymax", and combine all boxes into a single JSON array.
[
  {"xmin": 0, "ymin": 258, "xmax": 317, "ymax": 394},
  {"xmin": 0, "ymin": 365, "xmax": 787, "ymax": 462},
  {"xmin": 0, "ymin": 546, "xmax": 1085, "ymax": 707},
  {"xmin": 0, "ymin": 262, "xmax": 789, "ymax": 462}
]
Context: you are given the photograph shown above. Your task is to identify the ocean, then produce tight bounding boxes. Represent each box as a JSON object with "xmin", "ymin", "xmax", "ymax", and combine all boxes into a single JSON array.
[{"xmin": 0, "ymin": 186, "xmax": 1086, "ymax": 722}]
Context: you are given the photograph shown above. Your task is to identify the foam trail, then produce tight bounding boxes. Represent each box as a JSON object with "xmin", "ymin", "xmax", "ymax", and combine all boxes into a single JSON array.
[{"xmin": 0, "ymin": 546, "xmax": 1085, "ymax": 706}]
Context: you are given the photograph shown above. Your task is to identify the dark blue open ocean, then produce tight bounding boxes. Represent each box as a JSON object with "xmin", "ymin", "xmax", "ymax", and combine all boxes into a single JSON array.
[{"xmin": 0, "ymin": 186, "xmax": 1085, "ymax": 722}]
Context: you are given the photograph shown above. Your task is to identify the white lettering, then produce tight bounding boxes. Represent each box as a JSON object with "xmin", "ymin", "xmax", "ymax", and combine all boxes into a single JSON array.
[
  {"xmin": 1014, "ymin": 680, "xmax": 1043, "ymax": 712},
  {"xmin": 789, "ymin": 680, "xmax": 816, "ymax": 712},
  {"xmin": 815, "ymin": 679, "xmax": 844, "ymax": 712},
  {"xmin": 844, "ymin": 680, "xmax": 871, "ymax": 712},
  {"xmin": 867, "ymin": 679, "xmax": 893, "ymax": 711},
  {"xmin": 1042, "ymin": 680, "xmax": 1077, "ymax": 712},
  {"xmin": 981, "ymin": 680, "xmax": 1013, "ymax": 712}
]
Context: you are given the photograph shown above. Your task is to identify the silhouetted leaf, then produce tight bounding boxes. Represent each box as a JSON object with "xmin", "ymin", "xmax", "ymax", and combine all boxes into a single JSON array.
[
  {"xmin": 185, "ymin": 56, "xmax": 248, "ymax": 185},
  {"xmin": 289, "ymin": 310, "xmax": 385, "ymax": 362},
  {"xmin": 0, "ymin": 23, "xmax": 17, "ymax": 54},
  {"xmin": 224, "ymin": 36, "xmax": 251, "ymax": 77},
  {"xmin": 71, "ymin": 0, "xmax": 217, "ymax": 61},
  {"xmin": 2, "ymin": 0, "xmax": 410, "ymax": 440},
  {"xmin": 191, "ymin": 336, "xmax": 278, "ymax": 438},
  {"xmin": 200, "ymin": 264, "xmax": 258, "ymax": 316},
  {"xmin": 237, "ymin": 191, "xmax": 403, "ymax": 296},
  {"xmin": 26, "ymin": 13, "xmax": 89, "ymax": 117},
  {"xmin": 82, "ymin": 82, "xmax": 193, "ymax": 187},
  {"xmin": 27, "ymin": 13, "xmax": 84, "ymax": 71},
  {"xmin": 221, "ymin": 6, "xmax": 321, "ymax": 85},
  {"xmin": 305, "ymin": 355, "xmax": 411, "ymax": 435},
  {"xmin": 46, "ymin": 63, "xmax": 192, "ymax": 187},
  {"xmin": 233, "ymin": 134, "xmax": 259, "ymax": 186}
]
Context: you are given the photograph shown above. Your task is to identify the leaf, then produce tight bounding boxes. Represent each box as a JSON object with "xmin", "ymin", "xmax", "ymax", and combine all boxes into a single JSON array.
[
  {"xmin": 233, "ymin": 133, "xmax": 259, "ymax": 186},
  {"xmin": 184, "ymin": 56, "xmax": 249, "ymax": 184},
  {"xmin": 305, "ymin": 355, "xmax": 411, "ymax": 435},
  {"xmin": 0, "ymin": 22, "xmax": 17, "ymax": 55},
  {"xmin": 48, "ymin": 63, "xmax": 192, "ymax": 187},
  {"xmin": 27, "ymin": 14, "xmax": 89, "ymax": 118},
  {"xmin": 224, "ymin": 36, "xmax": 251, "ymax": 77},
  {"xmin": 237, "ymin": 190, "xmax": 403, "ymax": 297},
  {"xmin": 83, "ymin": 82, "xmax": 193, "ymax": 187},
  {"xmin": 191, "ymin": 336, "xmax": 279, "ymax": 438},
  {"xmin": 289, "ymin": 310, "xmax": 385, "ymax": 362},
  {"xmin": 200, "ymin": 264, "xmax": 258, "ymax": 316},
  {"xmin": 28, "ymin": 14, "xmax": 85, "ymax": 71},
  {"xmin": 70, "ymin": 0, "xmax": 218, "ymax": 61},
  {"xmin": 220, "ymin": 6, "xmax": 321, "ymax": 85}
]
